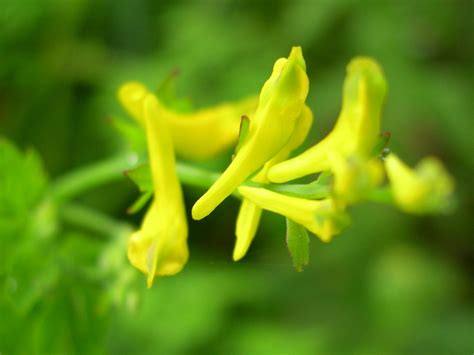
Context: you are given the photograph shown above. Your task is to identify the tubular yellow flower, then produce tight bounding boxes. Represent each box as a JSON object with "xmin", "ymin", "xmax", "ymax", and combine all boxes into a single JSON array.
[
  {"xmin": 268, "ymin": 57, "xmax": 387, "ymax": 183},
  {"xmin": 192, "ymin": 46, "xmax": 310, "ymax": 221},
  {"xmin": 118, "ymin": 82, "xmax": 258, "ymax": 160},
  {"xmin": 127, "ymin": 94, "xmax": 188, "ymax": 287},
  {"xmin": 234, "ymin": 105, "xmax": 313, "ymax": 261},
  {"xmin": 384, "ymin": 154, "xmax": 455, "ymax": 214},
  {"xmin": 238, "ymin": 186, "xmax": 350, "ymax": 243}
]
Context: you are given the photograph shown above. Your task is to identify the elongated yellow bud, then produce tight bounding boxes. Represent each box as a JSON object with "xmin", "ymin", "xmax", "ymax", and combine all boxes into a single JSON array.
[
  {"xmin": 234, "ymin": 105, "xmax": 313, "ymax": 260},
  {"xmin": 192, "ymin": 46, "xmax": 310, "ymax": 220}
]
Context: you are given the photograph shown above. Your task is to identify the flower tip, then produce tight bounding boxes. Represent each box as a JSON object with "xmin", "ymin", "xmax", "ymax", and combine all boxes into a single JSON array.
[
  {"xmin": 288, "ymin": 46, "xmax": 306, "ymax": 70},
  {"xmin": 232, "ymin": 248, "xmax": 245, "ymax": 262},
  {"xmin": 345, "ymin": 57, "xmax": 387, "ymax": 98},
  {"xmin": 191, "ymin": 202, "xmax": 207, "ymax": 220},
  {"xmin": 118, "ymin": 81, "xmax": 147, "ymax": 98}
]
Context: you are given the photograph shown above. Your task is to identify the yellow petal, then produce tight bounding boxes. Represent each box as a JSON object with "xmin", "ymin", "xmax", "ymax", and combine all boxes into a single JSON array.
[
  {"xmin": 127, "ymin": 94, "xmax": 188, "ymax": 287},
  {"xmin": 118, "ymin": 82, "xmax": 258, "ymax": 160},
  {"xmin": 233, "ymin": 200, "xmax": 262, "ymax": 261},
  {"xmin": 192, "ymin": 46, "xmax": 310, "ymax": 220},
  {"xmin": 268, "ymin": 57, "xmax": 387, "ymax": 183},
  {"xmin": 385, "ymin": 154, "xmax": 454, "ymax": 214},
  {"xmin": 233, "ymin": 105, "xmax": 313, "ymax": 261},
  {"xmin": 238, "ymin": 186, "xmax": 350, "ymax": 243}
]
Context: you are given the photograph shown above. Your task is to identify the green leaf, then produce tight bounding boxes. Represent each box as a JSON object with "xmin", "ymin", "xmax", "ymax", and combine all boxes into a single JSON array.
[
  {"xmin": 286, "ymin": 218, "xmax": 310, "ymax": 272},
  {"xmin": 0, "ymin": 138, "xmax": 47, "ymax": 217},
  {"xmin": 124, "ymin": 164, "xmax": 152, "ymax": 192},
  {"xmin": 0, "ymin": 138, "xmax": 51, "ymax": 266}
]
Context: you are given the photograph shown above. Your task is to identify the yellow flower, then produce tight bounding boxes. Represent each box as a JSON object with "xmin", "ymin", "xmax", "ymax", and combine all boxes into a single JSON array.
[
  {"xmin": 118, "ymin": 82, "xmax": 258, "ymax": 160},
  {"xmin": 127, "ymin": 94, "xmax": 188, "ymax": 287},
  {"xmin": 192, "ymin": 46, "xmax": 310, "ymax": 221},
  {"xmin": 384, "ymin": 154, "xmax": 455, "ymax": 214},
  {"xmin": 268, "ymin": 57, "xmax": 387, "ymax": 183},
  {"xmin": 234, "ymin": 105, "xmax": 313, "ymax": 260},
  {"xmin": 238, "ymin": 186, "xmax": 350, "ymax": 243}
]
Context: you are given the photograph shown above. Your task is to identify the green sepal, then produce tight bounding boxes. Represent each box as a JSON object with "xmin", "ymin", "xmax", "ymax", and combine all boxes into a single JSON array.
[
  {"xmin": 233, "ymin": 115, "xmax": 251, "ymax": 157},
  {"xmin": 124, "ymin": 164, "xmax": 152, "ymax": 193},
  {"xmin": 286, "ymin": 218, "xmax": 310, "ymax": 272}
]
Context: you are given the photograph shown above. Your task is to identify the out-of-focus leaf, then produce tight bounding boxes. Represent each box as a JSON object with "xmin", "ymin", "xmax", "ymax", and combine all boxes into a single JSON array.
[
  {"xmin": 111, "ymin": 116, "xmax": 147, "ymax": 153},
  {"xmin": 156, "ymin": 69, "xmax": 193, "ymax": 112},
  {"xmin": 286, "ymin": 218, "xmax": 310, "ymax": 272},
  {"xmin": 0, "ymin": 138, "xmax": 47, "ymax": 218}
]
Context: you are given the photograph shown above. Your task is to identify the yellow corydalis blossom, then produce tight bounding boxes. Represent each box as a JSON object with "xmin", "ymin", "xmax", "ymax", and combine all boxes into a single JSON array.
[
  {"xmin": 238, "ymin": 186, "xmax": 350, "ymax": 243},
  {"xmin": 192, "ymin": 46, "xmax": 310, "ymax": 221},
  {"xmin": 384, "ymin": 153, "xmax": 455, "ymax": 214},
  {"xmin": 127, "ymin": 94, "xmax": 188, "ymax": 287},
  {"xmin": 234, "ymin": 105, "xmax": 313, "ymax": 261},
  {"xmin": 268, "ymin": 57, "xmax": 387, "ymax": 183},
  {"xmin": 118, "ymin": 82, "xmax": 257, "ymax": 160}
]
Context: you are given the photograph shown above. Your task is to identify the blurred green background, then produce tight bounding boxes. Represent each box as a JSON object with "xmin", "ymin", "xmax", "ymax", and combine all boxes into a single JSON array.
[{"xmin": 0, "ymin": 0, "xmax": 473, "ymax": 354}]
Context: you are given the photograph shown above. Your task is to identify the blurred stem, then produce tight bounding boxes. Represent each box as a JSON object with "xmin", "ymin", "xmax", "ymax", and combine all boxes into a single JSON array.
[
  {"xmin": 51, "ymin": 153, "xmax": 135, "ymax": 202},
  {"xmin": 51, "ymin": 153, "xmax": 329, "ymax": 208},
  {"xmin": 368, "ymin": 186, "xmax": 394, "ymax": 204},
  {"xmin": 60, "ymin": 203, "xmax": 132, "ymax": 238},
  {"xmin": 176, "ymin": 162, "xmax": 221, "ymax": 189}
]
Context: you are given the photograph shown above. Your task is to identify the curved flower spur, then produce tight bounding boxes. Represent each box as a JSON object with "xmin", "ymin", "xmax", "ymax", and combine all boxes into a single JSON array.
[{"xmin": 118, "ymin": 81, "xmax": 258, "ymax": 160}]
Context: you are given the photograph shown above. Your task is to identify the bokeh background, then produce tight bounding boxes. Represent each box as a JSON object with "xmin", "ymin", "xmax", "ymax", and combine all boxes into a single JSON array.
[{"xmin": 1, "ymin": 0, "xmax": 473, "ymax": 354}]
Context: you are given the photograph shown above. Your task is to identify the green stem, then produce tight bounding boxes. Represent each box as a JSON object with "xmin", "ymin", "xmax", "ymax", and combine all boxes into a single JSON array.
[
  {"xmin": 176, "ymin": 162, "xmax": 222, "ymax": 189},
  {"xmin": 51, "ymin": 153, "xmax": 135, "ymax": 202},
  {"xmin": 60, "ymin": 203, "xmax": 132, "ymax": 238}
]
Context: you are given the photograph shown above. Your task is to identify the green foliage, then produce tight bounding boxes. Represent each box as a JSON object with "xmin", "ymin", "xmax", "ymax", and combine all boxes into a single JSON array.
[{"xmin": 285, "ymin": 218, "xmax": 310, "ymax": 272}]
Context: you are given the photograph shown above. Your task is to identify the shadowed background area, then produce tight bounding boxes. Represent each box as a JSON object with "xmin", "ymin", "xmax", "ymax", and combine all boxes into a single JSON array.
[{"xmin": 0, "ymin": 0, "xmax": 473, "ymax": 354}]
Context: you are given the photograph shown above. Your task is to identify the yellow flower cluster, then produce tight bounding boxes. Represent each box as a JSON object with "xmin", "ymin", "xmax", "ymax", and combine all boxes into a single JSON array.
[{"xmin": 117, "ymin": 46, "xmax": 454, "ymax": 285}]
